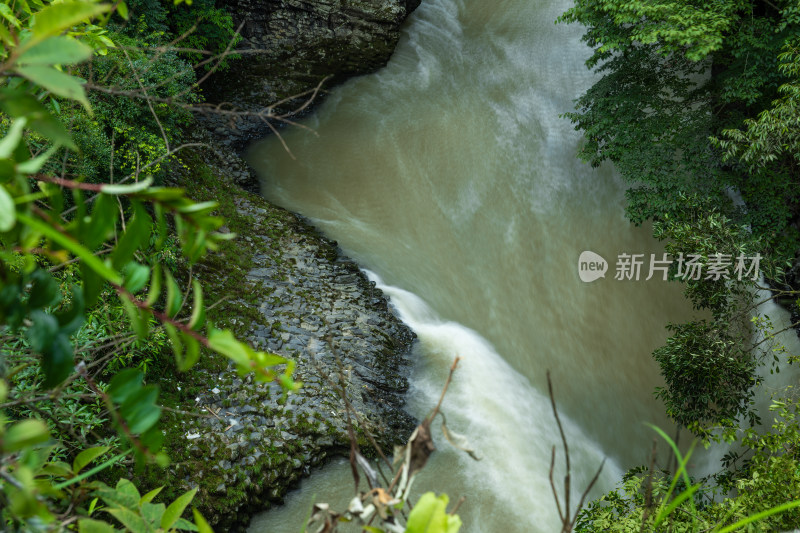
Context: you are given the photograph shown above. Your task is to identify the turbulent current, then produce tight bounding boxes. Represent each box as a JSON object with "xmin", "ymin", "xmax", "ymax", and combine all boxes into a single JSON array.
[{"xmin": 243, "ymin": 0, "xmax": 796, "ymax": 530}]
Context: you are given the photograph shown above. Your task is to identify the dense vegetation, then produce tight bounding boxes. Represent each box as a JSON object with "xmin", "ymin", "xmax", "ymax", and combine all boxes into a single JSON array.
[
  {"xmin": 0, "ymin": 0, "xmax": 302, "ymax": 530},
  {"xmin": 0, "ymin": 1, "xmax": 468, "ymax": 531},
  {"xmin": 559, "ymin": 0, "xmax": 800, "ymax": 529}
]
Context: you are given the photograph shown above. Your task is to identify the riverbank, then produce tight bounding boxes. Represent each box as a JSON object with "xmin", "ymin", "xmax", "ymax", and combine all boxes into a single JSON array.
[
  {"xmin": 130, "ymin": 2, "xmax": 427, "ymax": 528},
  {"xmin": 134, "ymin": 131, "xmax": 417, "ymax": 530}
]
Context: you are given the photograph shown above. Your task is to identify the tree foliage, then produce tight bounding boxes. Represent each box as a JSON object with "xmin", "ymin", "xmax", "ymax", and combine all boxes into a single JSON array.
[
  {"xmin": 0, "ymin": 0, "xmax": 297, "ymax": 530},
  {"xmin": 561, "ymin": 0, "xmax": 800, "ymax": 436}
]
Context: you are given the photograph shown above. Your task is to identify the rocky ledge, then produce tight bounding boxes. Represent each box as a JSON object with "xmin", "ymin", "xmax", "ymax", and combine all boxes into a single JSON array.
[
  {"xmin": 198, "ymin": 0, "xmax": 421, "ymax": 149},
  {"xmin": 151, "ymin": 133, "xmax": 416, "ymax": 531}
]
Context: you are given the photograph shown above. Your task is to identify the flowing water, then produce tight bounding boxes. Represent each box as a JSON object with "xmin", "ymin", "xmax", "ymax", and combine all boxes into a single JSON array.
[{"xmin": 244, "ymin": 0, "xmax": 796, "ymax": 530}]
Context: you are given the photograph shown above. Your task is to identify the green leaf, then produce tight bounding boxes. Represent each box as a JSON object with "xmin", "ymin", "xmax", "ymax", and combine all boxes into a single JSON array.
[
  {"xmin": 180, "ymin": 335, "xmax": 200, "ymax": 371},
  {"xmin": 117, "ymin": 1, "xmax": 129, "ymax": 20},
  {"xmin": 192, "ymin": 509, "xmax": 213, "ymax": 533},
  {"xmin": 78, "ymin": 518, "xmax": 115, "ymax": 533},
  {"xmin": 114, "ymin": 478, "xmax": 141, "ymax": 507},
  {"xmin": 406, "ymin": 492, "xmax": 461, "ymax": 533},
  {"xmin": 18, "ymin": 36, "xmax": 93, "ymax": 66},
  {"xmin": 42, "ymin": 333, "xmax": 74, "ymax": 388},
  {"xmin": 32, "ymin": 2, "xmax": 110, "ymax": 39},
  {"xmin": 0, "ymin": 22, "xmax": 13, "ymax": 47},
  {"xmin": 123, "ymin": 261, "xmax": 150, "ymax": 294},
  {"xmin": 0, "ymin": 184, "xmax": 14, "ymax": 232},
  {"xmin": 111, "ymin": 201, "xmax": 152, "ymax": 270},
  {"xmin": 81, "ymin": 262, "xmax": 104, "ymax": 308},
  {"xmin": 207, "ymin": 328, "xmax": 250, "ymax": 367},
  {"xmin": 105, "ymin": 507, "xmax": 149, "ymax": 532},
  {"xmin": 0, "ymin": 89, "xmax": 75, "ymax": 149},
  {"xmin": 127, "ymin": 297, "xmax": 151, "ymax": 338},
  {"xmin": 27, "ymin": 310, "xmax": 57, "ymax": 353},
  {"xmin": 140, "ymin": 502, "xmax": 166, "ymax": 527},
  {"xmin": 17, "ymin": 211, "xmax": 122, "ymax": 284},
  {"xmin": 17, "ymin": 144, "xmax": 60, "ymax": 174},
  {"xmin": 107, "ymin": 369, "xmax": 143, "ymax": 404},
  {"xmin": 140, "ymin": 487, "xmax": 163, "ymax": 505},
  {"xmin": 84, "ymin": 193, "xmax": 117, "ymax": 250},
  {"xmin": 14, "ymin": 65, "xmax": 90, "ymax": 110},
  {"xmin": 28, "ymin": 268, "xmax": 61, "ymax": 309},
  {"xmin": 102, "ymin": 176, "xmax": 153, "ymax": 195},
  {"xmin": 0, "ymin": 117, "xmax": 27, "ymax": 159},
  {"xmin": 174, "ymin": 517, "xmax": 199, "ymax": 531},
  {"xmin": 164, "ymin": 269, "xmax": 182, "ymax": 318},
  {"xmin": 57, "ymin": 286, "xmax": 85, "ymax": 335},
  {"xmin": 73, "ymin": 446, "xmax": 110, "ymax": 474},
  {"xmin": 161, "ymin": 487, "xmax": 198, "ymax": 530},
  {"xmin": 119, "ymin": 385, "xmax": 160, "ymax": 434},
  {"xmin": 188, "ymin": 280, "xmax": 204, "ymax": 330},
  {"xmin": 145, "ymin": 263, "xmax": 161, "ymax": 306},
  {"xmin": 2, "ymin": 419, "xmax": 49, "ymax": 452}
]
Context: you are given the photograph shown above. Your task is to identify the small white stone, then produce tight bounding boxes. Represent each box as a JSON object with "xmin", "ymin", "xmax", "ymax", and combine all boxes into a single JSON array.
[
  {"xmin": 211, "ymin": 387, "xmax": 221, "ymax": 394},
  {"xmin": 186, "ymin": 433, "xmax": 201, "ymax": 440}
]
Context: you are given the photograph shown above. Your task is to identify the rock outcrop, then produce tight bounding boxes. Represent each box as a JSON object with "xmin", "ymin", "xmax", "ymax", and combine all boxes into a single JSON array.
[
  {"xmin": 155, "ymin": 128, "xmax": 416, "ymax": 530},
  {"xmin": 200, "ymin": 0, "xmax": 421, "ymax": 147}
]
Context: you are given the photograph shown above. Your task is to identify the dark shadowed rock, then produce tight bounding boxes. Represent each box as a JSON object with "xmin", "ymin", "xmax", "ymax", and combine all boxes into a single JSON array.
[{"xmin": 199, "ymin": 0, "xmax": 421, "ymax": 148}]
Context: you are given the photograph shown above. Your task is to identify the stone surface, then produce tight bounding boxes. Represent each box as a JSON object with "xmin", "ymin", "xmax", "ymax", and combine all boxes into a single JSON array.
[
  {"xmin": 163, "ymin": 128, "xmax": 417, "ymax": 531},
  {"xmin": 197, "ymin": 0, "xmax": 421, "ymax": 149}
]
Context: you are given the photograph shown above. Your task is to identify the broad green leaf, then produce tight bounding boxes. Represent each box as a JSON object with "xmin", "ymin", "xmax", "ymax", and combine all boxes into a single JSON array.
[
  {"xmin": 406, "ymin": 492, "xmax": 461, "ymax": 533},
  {"xmin": 14, "ymin": 66, "xmax": 90, "ymax": 110},
  {"xmin": 78, "ymin": 518, "xmax": 115, "ymax": 533},
  {"xmin": 0, "ymin": 89, "xmax": 75, "ymax": 149},
  {"xmin": 32, "ymin": 2, "xmax": 110, "ymax": 39},
  {"xmin": 164, "ymin": 322, "xmax": 183, "ymax": 363},
  {"xmin": 41, "ymin": 461, "xmax": 73, "ymax": 478},
  {"xmin": 2, "ymin": 419, "xmax": 49, "ymax": 452},
  {"xmin": 18, "ymin": 36, "xmax": 93, "ymax": 66},
  {"xmin": 105, "ymin": 507, "xmax": 149, "ymax": 532},
  {"xmin": 114, "ymin": 478, "xmax": 141, "ymax": 506},
  {"xmin": 123, "ymin": 261, "xmax": 150, "ymax": 294},
  {"xmin": 27, "ymin": 310, "xmax": 59, "ymax": 353},
  {"xmin": 119, "ymin": 385, "xmax": 160, "ymax": 434},
  {"xmin": 161, "ymin": 487, "xmax": 198, "ymax": 530},
  {"xmin": 107, "ymin": 369, "xmax": 143, "ymax": 404},
  {"xmin": 28, "ymin": 269, "xmax": 61, "ymax": 309},
  {"xmin": 73, "ymin": 446, "xmax": 110, "ymax": 474},
  {"xmin": 207, "ymin": 328, "xmax": 250, "ymax": 367},
  {"xmin": 0, "ymin": 184, "xmax": 16, "ymax": 232},
  {"xmin": 42, "ymin": 333, "xmax": 74, "ymax": 388},
  {"xmin": 140, "ymin": 501, "xmax": 166, "ymax": 526},
  {"xmin": 176, "ymin": 201, "xmax": 217, "ymax": 215}
]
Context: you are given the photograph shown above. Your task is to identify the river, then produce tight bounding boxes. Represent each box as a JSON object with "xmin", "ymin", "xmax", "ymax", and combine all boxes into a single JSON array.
[{"xmin": 245, "ymin": 0, "xmax": 746, "ymax": 530}]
